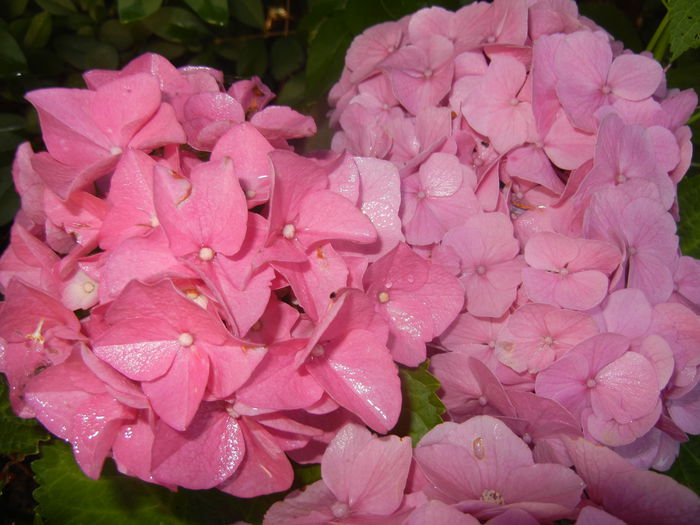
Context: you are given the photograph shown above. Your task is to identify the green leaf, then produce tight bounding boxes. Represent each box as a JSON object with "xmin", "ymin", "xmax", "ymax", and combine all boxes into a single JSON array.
[
  {"xmin": 276, "ymin": 71, "xmax": 306, "ymax": 107},
  {"xmin": 394, "ymin": 361, "xmax": 445, "ymax": 446},
  {"xmin": 184, "ymin": 0, "xmax": 229, "ymax": 26},
  {"xmin": 293, "ymin": 462, "xmax": 321, "ymax": 486},
  {"xmin": 33, "ymin": 440, "xmax": 275, "ymax": 525},
  {"xmin": 344, "ymin": 0, "xmax": 391, "ymax": 34},
  {"xmin": 231, "ymin": 0, "xmax": 264, "ymax": 30},
  {"xmin": 143, "ymin": 7, "xmax": 210, "ymax": 44},
  {"xmin": 117, "ymin": 0, "xmax": 162, "ymax": 23},
  {"xmin": 0, "ymin": 379, "xmax": 49, "ymax": 457},
  {"xmin": 24, "ymin": 11, "xmax": 52, "ymax": 49},
  {"xmin": 0, "ymin": 29, "xmax": 27, "ymax": 78},
  {"xmin": 236, "ymin": 38, "xmax": 267, "ymax": 77},
  {"xmin": 99, "ymin": 19, "xmax": 135, "ymax": 51},
  {"xmin": 578, "ymin": 2, "xmax": 644, "ymax": 52},
  {"xmin": 54, "ymin": 34, "xmax": 119, "ymax": 70},
  {"xmin": 34, "ymin": 0, "xmax": 77, "ymax": 15},
  {"xmin": 669, "ymin": 0, "xmax": 700, "ymax": 60},
  {"xmin": 270, "ymin": 36, "xmax": 304, "ymax": 80},
  {"xmin": 305, "ymin": 15, "xmax": 352, "ymax": 101},
  {"xmin": 2, "ymin": 0, "xmax": 30, "ymax": 19},
  {"xmin": 678, "ymin": 174, "xmax": 700, "ymax": 258},
  {"xmin": 666, "ymin": 434, "xmax": 700, "ymax": 495}
]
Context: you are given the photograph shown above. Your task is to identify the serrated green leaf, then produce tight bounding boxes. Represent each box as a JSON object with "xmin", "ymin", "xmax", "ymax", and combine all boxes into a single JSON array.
[
  {"xmin": 33, "ymin": 440, "xmax": 274, "ymax": 525},
  {"xmin": 24, "ymin": 11, "xmax": 52, "ymax": 49},
  {"xmin": 0, "ymin": 29, "xmax": 27, "ymax": 78},
  {"xmin": 143, "ymin": 7, "xmax": 210, "ymax": 44},
  {"xmin": 669, "ymin": 0, "xmax": 700, "ymax": 60},
  {"xmin": 117, "ymin": 0, "xmax": 162, "ymax": 23},
  {"xmin": 305, "ymin": 15, "xmax": 352, "ymax": 101},
  {"xmin": 231, "ymin": 0, "xmax": 265, "ymax": 30},
  {"xmin": 678, "ymin": 174, "xmax": 700, "ymax": 258},
  {"xmin": 236, "ymin": 38, "xmax": 267, "ymax": 77},
  {"xmin": 394, "ymin": 361, "xmax": 445, "ymax": 446},
  {"xmin": 578, "ymin": 2, "xmax": 643, "ymax": 52},
  {"xmin": 0, "ymin": 379, "xmax": 49, "ymax": 457},
  {"xmin": 666, "ymin": 434, "xmax": 700, "ymax": 495},
  {"xmin": 270, "ymin": 36, "xmax": 304, "ymax": 80},
  {"xmin": 35, "ymin": 0, "xmax": 77, "ymax": 15},
  {"xmin": 184, "ymin": 0, "xmax": 229, "ymax": 26}
]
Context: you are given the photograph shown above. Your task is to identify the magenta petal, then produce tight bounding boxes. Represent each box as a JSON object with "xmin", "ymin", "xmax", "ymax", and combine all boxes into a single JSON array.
[
  {"xmin": 296, "ymin": 190, "xmax": 377, "ymax": 247},
  {"xmin": 205, "ymin": 342, "xmax": 267, "ymax": 399},
  {"xmin": 263, "ymin": 480, "xmax": 336, "ymax": 524},
  {"xmin": 607, "ymin": 54, "xmax": 663, "ymax": 101},
  {"xmin": 93, "ymin": 319, "xmax": 180, "ymax": 381},
  {"xmin": 306, "ymin": 329, "xmax": 400, "ymax": 433},
  {"xmin": 151, "ymin": 403, "xmax": 245, "ymax": 489},
  {"xmin": 503, "ymin": 463, "xmax": 584, "ymax": 511},
  {"xmin": 219, "ymin": 417, "xmax": 293, "ymax": 498},
  {"xmin": 575, "ymin": 506, "xmax": 626, "ymax": 525},
  {"xmin": 322, "ymin": 423, "xmax": 412, "ymax": 515},
  {"xmin": 142, "ymin": 348, "xmax": 209, "ymax": 431}
]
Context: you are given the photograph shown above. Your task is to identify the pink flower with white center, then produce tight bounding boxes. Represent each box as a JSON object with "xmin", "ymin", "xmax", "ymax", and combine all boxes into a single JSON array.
[
  {"xmin": 364, "ymin": 242, "xmax": 464, "ymax": 366},
  {"xmin": 26, "ymin": 73, "xmax": 186, "ymax": 199},
  {"xmin": 441, "ymin": 212, "xmax": 525, "ymax": 318},
  {"xmin": 462, "ymin": 55, "xmax": 537, "ymax": 154},
  {"xmin": 400, "ymin": 152, "xmax": 480, "ymax": 245},
  {"xmin": 381, "ymin": 35, "xmax": 455, "ymax": 116},
  {"xmin": 584, "ymin": 184, "xmax": 679, "ymax": 305},
  {"xmin": 263, "ymin": 423, "xmax": 413, "ymax": 524},
  {"xmin": 536, "ymin": 333, "xmax": 663, "ymax": 446},
  {"xmin": 495, "ymin": 303, "xmax": 599, "ymax": 374},
  {"xmin": 522, "ymin": 231, "xmax": 621, "ymax": 310},
  {"xmin": 414, "ymin": 415, "xmax": 584, "ymax": 522},
  {"xmin": 554, "ymin": 30, "xmax": 663, "ymax": 132},
  {"xmin": 93, "ymin": 280, "xmax": 267, "ymax": 431}
]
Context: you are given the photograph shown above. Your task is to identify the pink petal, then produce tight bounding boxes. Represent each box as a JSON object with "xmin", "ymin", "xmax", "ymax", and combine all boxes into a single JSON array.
[
  {"xmin": 151, "ymin": 403, "xmax": 245, "ymax": 489},
  {"xmin": 607, "ymin": 54, "xmax": 663, "ymax": 101},
  {"xmin": 142, "ymin": 347, "xmax": 209, "ymax": 431}
]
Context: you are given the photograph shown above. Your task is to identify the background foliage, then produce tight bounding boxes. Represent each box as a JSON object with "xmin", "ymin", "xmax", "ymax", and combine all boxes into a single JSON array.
[{"xmin": 0, "ymin": 0, "xmax": 699, "ymax": 523}]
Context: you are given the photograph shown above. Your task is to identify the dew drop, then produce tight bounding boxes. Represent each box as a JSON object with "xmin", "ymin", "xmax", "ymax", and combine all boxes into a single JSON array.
[{"xmin": 472, "ymin": 437, "xmax": 485, "ymax": 459}]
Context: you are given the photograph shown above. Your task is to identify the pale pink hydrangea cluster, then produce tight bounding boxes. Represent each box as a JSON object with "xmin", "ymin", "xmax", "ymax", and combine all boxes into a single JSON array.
[
  {"xmin": 0, "ymin": 52, "xmax": 464, "ymax": 496},
  {"xmin": 261, "ymin": 0, "xmax": 700, "ymax": 522},
  {"xmin": 328, "ymin": 0, "xmax": 700, "ymax": 465}
]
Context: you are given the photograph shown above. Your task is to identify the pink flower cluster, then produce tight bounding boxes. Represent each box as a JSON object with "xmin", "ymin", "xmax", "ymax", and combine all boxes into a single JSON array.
[
  {"xmin": 266, "ymin": 418, "xmax": 700, "ymax": 524},
  {"xmin": 0, "ymin": 53, "xmax": 464, "ymax": 495},
  {"xmin": 328, "ymin": 0, "xmax": 700, "ymax": 471}
]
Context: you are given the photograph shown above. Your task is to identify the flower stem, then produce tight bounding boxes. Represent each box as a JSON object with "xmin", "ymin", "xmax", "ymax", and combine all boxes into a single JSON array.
[{"xmin": 647, "ymin": 10, "xmax": 670, "ymax": 63}]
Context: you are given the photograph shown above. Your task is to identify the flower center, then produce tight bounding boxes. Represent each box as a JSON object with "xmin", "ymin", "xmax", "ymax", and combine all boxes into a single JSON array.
[
  {"xmin": 423, "ymin": 68, "xmax": 433, "ymax": 78},
  {"xmin": 245, "ymin": 189, "xmax": 257, "ymax": 199},
  {"xmin": 377, "ymin": 291, "xmax": 390, "ymax": 303},
  {"xmin": 282, "ymin": 223, "xmax": 296, "ymax": 239},
  {"xmin": 542, "ymin": 335, "xmax": 554, "ymax": 346},
  {"xmin": 478, "ymin": 395, "xmax": 487, "ymax": 406},
  {"xmin": 481, "ymin": 489, "xmax": 505, "ymax": 505},
  {"xmin": 509, "ymin": 97, "xmax": 519, "ymax": 106},
  {"xmin": 601, "ymin": 85, "xmax": 612, "ymax": 94},
  {"xmin": 110, "ymin": 146, "xmax": 123, "ymax": 156},
  {"xmin": 82, "ymin": 281, "xmax": 96, "ymax": 294},
  {"xmin": 178, "ymin": 332, "xmax": 194, "ymax": 347},
  {"xmin": 476, "ymin": 265, "xmax": 487, "ymax": 275},
  {"xmin": 416, "ymin": 190, "xmax": 426, "ymax": 200},
  {"xmin": 331, "ymin": 502, "xmax": 351, "ymax": 519},
  {"xmin": 311, "ymin": 344, "xmax": 325, "ymax": 358},
  {"xmin": 199, "ymin": 246, "xmax": 215, "ymax": 261},
  {"xmin": 586, "ymin": 378, "xmax": 597, "ymax": 388},
  {"xmin": 615, "ymin": 173, "xmax": 627, "ymax": 184},
  {"xmin": 559, "ymin": 267, "xmax": 569, "ymax": 277}
]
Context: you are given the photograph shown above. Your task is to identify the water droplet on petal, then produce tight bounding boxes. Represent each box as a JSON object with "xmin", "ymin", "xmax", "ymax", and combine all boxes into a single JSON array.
[{"xmin": 473, "ymin": 437, "xmax": 485, "ymax": 459}]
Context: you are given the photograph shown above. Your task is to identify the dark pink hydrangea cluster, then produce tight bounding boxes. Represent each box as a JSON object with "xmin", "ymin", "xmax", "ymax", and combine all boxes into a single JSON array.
[
  {"xmin": 328, "ymin": 0, "xmax": 700, "ymax": 467},
  {"xmin": 0, "ymin": 53, "xmax": 465, "ymax": 496}
]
